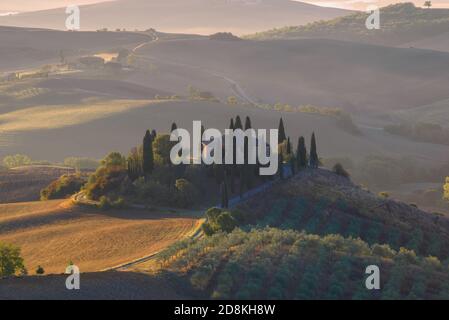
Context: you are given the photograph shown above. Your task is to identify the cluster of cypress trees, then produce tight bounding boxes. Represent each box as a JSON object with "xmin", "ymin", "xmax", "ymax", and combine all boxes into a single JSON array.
[
  {"xmin": 277, "ymin": 117, "xmax": 319, "ymax": 180},
  {"xmin": 127, "ymin": 117, "xmax": 319, "ymax": 208},
  {"xmin": 127, "ymin": 129, "xmax": 157, "ymax": 181}
]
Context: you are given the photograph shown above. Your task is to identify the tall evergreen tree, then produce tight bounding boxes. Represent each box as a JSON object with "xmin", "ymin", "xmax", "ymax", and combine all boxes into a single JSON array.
[
  {"xmin": 151, "ymin": 129, "xmax": 157, "ymax": 140},
  {"xmin": 309, "ymin": 132, "xmax": 319, "ymax": 169},
  {"xmin": 244, "ymin": 116, "xmax": 252, "ymax": 130},
  {"xmin": 235, "ymin": 115, "xmax": 243, "ymax": 130},
  {"xmin": 287, "ymin": 137, "xmax": 292, "ymax": 155},
  {"xmin": 142, "ymin": 130, "xmax": 154, "ymax": 178},
  {"xmin": 221, "ymin": 178, "xmax": 229, "ymax": 209},
  {"xmin": 278, "ymin": 118, "xmax": 286, "ymax": 144},
  {"xmin": 279, "ymin": 153, "xmax": 284, "ymax": 180},
  {"xmin": 171, "ymin": 122, "xmax": 177, "ymax": 133},
  {"xmin": 229, "ymin": 118, "xmax": 235, "ymax": 130},
  {"xmin": 296, "ymin": 136, "xmax": 307, "ymax": 169},
  {"xmin": 239, "ymin": 166, "xmax": 245, "ymax": 198}
]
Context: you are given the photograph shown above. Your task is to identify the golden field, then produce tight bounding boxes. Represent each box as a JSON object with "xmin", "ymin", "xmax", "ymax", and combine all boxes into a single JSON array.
[{"xmin": 0, "ymin": 199, "xmax": 202, "ymax": 275}]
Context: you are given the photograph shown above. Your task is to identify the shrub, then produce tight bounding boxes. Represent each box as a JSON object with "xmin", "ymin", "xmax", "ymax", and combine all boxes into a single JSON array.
[
  {"xmin": 174, "ymin": 179, "xmax": 199, "ymax": 208},
  {"xmin": 202, "ymin": 207, "xmax": 238, "ymax": 235},
  {"xmin": 135, "ymin": 179, "xmax": 172, "ymax": 205},
  {"xmin": 98, "ymin": 196, "xmax": 111, "ymax": 210},
  {"xmin": 378, "ymin": 191, "xmax": 390, "ymax": 199},
  {"xmin": 83, "ymin": 153, "xmax": 130, "ymax": 200},
  {"xmin": 40, "ymin": 174, "xmax": 87, "ymax": 200},
  {"xmin": 0, "ymin": 243, "xmax": 26, "ymax": 277},
  {"xmin": 333, "ymin": 163, "xmax": 350, "ymax": 178},
  {"xmin": 36, "ymin": 265, "xmax": 45, "ymax": 275}
]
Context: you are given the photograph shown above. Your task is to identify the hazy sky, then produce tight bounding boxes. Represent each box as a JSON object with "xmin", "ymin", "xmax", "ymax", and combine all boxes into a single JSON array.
[{"xmin": 1, "ymin": 0, "xmax": 448, "ymax": 12}]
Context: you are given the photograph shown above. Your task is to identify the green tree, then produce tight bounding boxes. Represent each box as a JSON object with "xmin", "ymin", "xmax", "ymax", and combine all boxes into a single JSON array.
[
  {"xmin": 0, "ymin": 243, "xmax": 26, "ymax": 277},
  {"xmin": 221, "ymin": 179, "xmax": 229, "ymax": 209},
  {"xmin": 100, "ymin": 152, "xmax": 126, "ymax": 168},
  {"xmin": 229, "ymin": 118, "xmax": 235, "ymax": 130},
  {"xmin": 296, "ymin": 136, "xmax": 307, "ymax": 169},
  {"xmin": 244, "ymin": 116, "xmax": 252, "ymax": 130},
  {"xmin": 235, "ymin": 116, "xmax": 243, "ymax": 130},
  {"xmin": 444, "ymin": 177, "xmax": 449, "ymax": 202},
  {"xmin": 424, "ymin": 1, "xmax": 432, "ymax": 8},
  {"xmin": 278, "ymin": 118, "xmax": 286, "ymax": 144},
  {"xmin": 171, "ymin": 122, "xmax": 178, "ymax": 133},
  {"xmin": 309, "ymin": 133, "xmax": 319, "ymax": 169},
  {"xmin": 152, "ymin": 134, "xmax": 174, "ymax": 166},
  {"xmin": 2, "ymin": 154, "xmax": 32, "ymax": 168},
  {"xmin": 175, "ymin": 179, "xmax": 199, "ymax": 208},
  {"xmin": 142, "ymin": 130, "xmax": 154, "ymax": 177},
  {"xmin": 127, "ymin": 147, "xmax": 142, "ymax": 181}
]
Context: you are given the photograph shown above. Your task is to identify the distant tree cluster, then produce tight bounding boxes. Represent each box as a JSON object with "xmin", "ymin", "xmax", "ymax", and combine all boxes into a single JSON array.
[
  {"xmin": 0, "ymin": 243, "xmax": 26, "ymax": 277},
  {"xmin": 444, "ymin": 177, "xmax": 449, "ymax": 202},
  {"xmin": 2, "ymin": 154, "xmax": 32, "ymax": 168},
  {"xmin": 209, "ymin": 32, "xmax": 241, "ymax": 41},
  {"xmin": 40, "ymin": 173, "xmax": 87, "ymax": 201}
]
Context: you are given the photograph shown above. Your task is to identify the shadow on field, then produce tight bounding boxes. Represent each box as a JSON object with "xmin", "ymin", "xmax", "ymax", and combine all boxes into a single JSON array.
[{"xmin": 0, "ymin": 271, "xmax": 199, "ymax": 300}]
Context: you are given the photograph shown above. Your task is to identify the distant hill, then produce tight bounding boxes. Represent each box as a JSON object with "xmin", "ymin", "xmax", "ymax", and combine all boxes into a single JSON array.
[
  {"xmin": 248, "ymin": 3, "xmax": 449, "ymax": 50},
  {"xmin": 0, "ymin": 0, "xmax": 351, "ymax": 35},
  {"xmin": 137, "ymin": 37, "xmax": 449, "ymax": 112},
  {"xmin": 0, "ymin": 26, "xmax": 150, "ymax": 71}
]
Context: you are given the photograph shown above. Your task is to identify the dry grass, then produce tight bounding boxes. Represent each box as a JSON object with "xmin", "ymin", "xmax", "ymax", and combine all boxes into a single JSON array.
[
  {"xmin": 0, "ymin": 99, "xmax": 155, "ymax": 133},
  {"xmin": 0, "ymin": 200, "xmax": 201, "ymax": 275}
]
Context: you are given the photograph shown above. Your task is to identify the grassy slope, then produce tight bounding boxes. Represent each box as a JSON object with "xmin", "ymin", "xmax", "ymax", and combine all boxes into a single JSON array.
[
  {"xmin": 0, "ymin": 200, "xmax": 201, "ymax": 274},
  {"xmin": 157, "ymin": 228, "xmax": 449, "ymax": 299},
  {"xmin": 237, "ymin": 169, "xmax": 449, "ymax": 260},
  {"xmin": 247, "ymin": 3, "xmax": 449, "ymax": 48}
]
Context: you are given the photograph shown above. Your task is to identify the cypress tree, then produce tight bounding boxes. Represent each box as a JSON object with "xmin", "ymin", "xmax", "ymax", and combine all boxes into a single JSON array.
[
  {"xmin": 142, "ymin": 130, "xmax": 154, "ymax": 178},
  {"xmin": 221, "ymin": 179, "xmax": 229, "ymax": 209},
  {"xmin": 235, "ymin": 116, "xmax": 243, "ymax": 130},
  {"xmin": 244, "ymin": 116, "xmax": 252, "ymax": 130},
  {"xmin": 296, "ymin": 136, "xmax": 307, "ymax": 169},
  {"xmin": 290, "ymin": 156, "xmax": 296, "ymax": 176},
  {"xmin": 229, "ymin": 118, "xmax": 235, "ymax": 130},
  {"xmin": 151, "ymin": 129, "xmax": 157, "ymax": 140},
  {"xmin": 309, "ymin": 132, "xmax": 319, "ymax": 169},
  {"xmin": 239, "ymin": 166, "xmax": 245, "ymax": 198},
  {"xmin": 279, "ymin": 153, "xmax": 284, "ymax": 180},
  {"xmin": 287, "ymin": 137, "xmax": 292, "ymax": 155},
  {"xmin": 278, "ymin": 118, "xmax": 286, "ymax": 144},
  {"xmin": 171, "ymin": 122, "xmax": 177, "ymax": 133}
]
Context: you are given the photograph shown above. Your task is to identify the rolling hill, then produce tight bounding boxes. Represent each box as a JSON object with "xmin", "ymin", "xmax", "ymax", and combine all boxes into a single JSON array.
[
  {"xmin": 135, "ymin": 36, "xmax": 449, "ymax": 112},
  {"xmin": 2, "ymin": 98, "xmax": 449, "ymax": 167},
  {"xmin": 0, "ymin": 0, "xmax": 351, "ymax": 35},
  {"xmin": 0, "ymin": 199, "xmax": 202, "ymax": 274},
  {"xmin": 0, "ymin": 26, "xmax": 151, "ymax": 72},
  {"xmin": 247, "ymin": 3, "xmax": 449, "ymax": 51}
]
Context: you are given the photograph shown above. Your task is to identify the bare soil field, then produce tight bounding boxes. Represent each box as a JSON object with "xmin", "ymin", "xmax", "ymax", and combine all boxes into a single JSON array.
[
  {"xmin": 0, "ymin": 200, "xmax": 202, "ymax": 275},
  {"xmin": 0, "ymin": 166, "xmax": 78, "ymax": 203}
]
